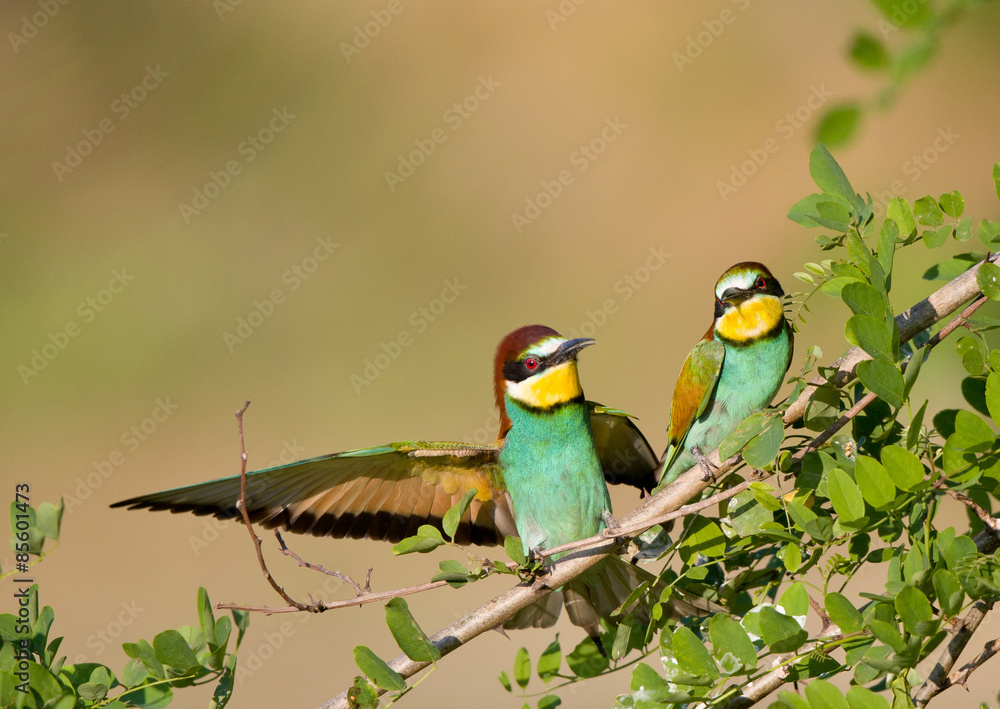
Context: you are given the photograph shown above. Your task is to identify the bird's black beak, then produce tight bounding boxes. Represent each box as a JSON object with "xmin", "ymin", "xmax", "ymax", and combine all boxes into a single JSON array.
[
  {"xmin": 550, "ymin": 337, "xmax": 596, "ymax": 364},
  {"xmin": 719, "ymin": 287, "xmax": 746, "ymax": 304}
]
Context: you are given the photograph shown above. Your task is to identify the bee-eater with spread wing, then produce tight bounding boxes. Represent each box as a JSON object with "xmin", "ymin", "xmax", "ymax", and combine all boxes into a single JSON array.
[
  {"xmin": 657, "ymin": 262, "xmax": 794, "ymax": 486},
  {"xmin": 114, "ymin": 325, "xmax": 707, "ymax": 641}
]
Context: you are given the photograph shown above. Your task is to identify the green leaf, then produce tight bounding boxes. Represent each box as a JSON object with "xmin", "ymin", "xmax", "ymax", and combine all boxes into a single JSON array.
[
  {"xmin": 817, "ymin": 105, "xmax": 861, "ymax": 147},
  {"xmin": 956, "ymin": 336, "xmax": 985, "ymax": 375},
  {"xmin": 986, "ymin": 372, "xmax": 1000, "ymax": 427},
  {"xmin": 842, "ymin": 281, "xmax": 886, "ymax": 320},
  {"xmin": 346, "ymin": 677, "xmax": 379, "ymax": 709},
  {"xmin": 709, "ymin": 614, "xmax": 756, "ymax": 672},
  {"xmin": 828, "ymin": 467, "xmax": 866, "ymax": 523},
  {"xmin": 825, "ymin": 592, "xmax": 863, "ymax": 633},
  {"xmin": 743, "ymin": 415, "xmax": 785, "ymax": 468},
  {"xmin": 805, "ymin": 679, "xmax": 849, "ymax": 709},
  {"xmin": 846, "ymin": 685, "xmax": 891, "ymax": 709},
  {"xmin": 879, "ymin": 445, "xmax": 924, "ymax": 491},
  {"xmin": 978, "ymin": 218, "xmax": 1000, "ymax": 245},
  {"xmin": 849, "ymin": 32, "xmax": 888, "ymax": 69},
  {"xmin": 537, "ymin": 638, "xmax": 561, "ymax": 682},
  {"xmin": 977, "ymin": 262, "xmax": 1000, "ymax": 300},
  {"xmin": 504, "ymin": 535, "xmax": 526, "ymax": 566},
  {"xmin": 943, "ymin": 410, "xmax": 995, "ymax": 472},
  {"xmin": 197, "ymin": 588, "xmax": 215, "ymax": 647},
  {"xmin": 877, "ymin": 218, "xmax": 898, "ymax": 277},
  {"xmin": 498, "ymin": 670, "xmax": 512, "ymax": 692},
  {"xmin": 895, "ymin": 585, "xmax": 936, "ymax": 636},
  {"xmin": 779, "ymin": 582, "xmax": 810, "ymax": 617},
  {"xmin": 719, "ymin": 413, "xmax": 769, "ymax": 460},
  {"xmin": 566, "ymin": 637, "xmax": 609, "ymax": 678},
  {"xmin": 887, "ymin": 197, "xmax": 915, "ymax": 237},
  {"xmin": 35, "ymin": 501, "xmax": 63, "ymax": 541},
  {"xmin": 903, "ymin": 346, "xmax": 925, "ymax": 399},
  {"xmin": 538, "ymin": 696, "xmax": 562, "ymax": 709},
  {"xmin": 933, "ymin": 569, "xmax": 964, "ymax": 617},
  {"xmin": 939, "ymin": 191, "xmax": 965, "ymax": 218},
  {"xmin": 728, "ymin": 489, "xmax": 772, "ymax": 537},
  {"xmin": 672, "ymin": 626, "xmax": 719, "ymax": 678},
  {"xmin": 384, "ymin": 598, "xmax": 440, "ymax": 663},
  {"xmin": 810, "ymin": 144, "xmax": 855, "ymax": 203},
  {"xmin": 955, "ymin": 216, "xmax": 973, "ymax": 242},
  {"xmin": 992, "ymin": 163, "xmax": 1000, "ymax": 205},
  {"xmin": 442, "ymin": 488, "xmax": 478, "ymax": 540},
  {"xmin": 353, "ymin": 646, "xmax": 406, "ymax": 691},
  {"xmin": 630, "ymin": 662, "xmax": 675, "ymax": 703},
  {"xmin": 857, "ymin": 359, "xmax": 904, "ymax": 409},
  {"xmin": 914, "ymin": 195, "xmax": 943, "ymax": 227},
  {"xmin": 121, "ymin": 658, "xmax": 148, "ymax": 689},
  {"xmin": 907, "ymin": 400, "xmax": 927, "ymax": 451},
  {"xmin": 392, "ymin": 525, "xmax": 446, "ymax": 555},
  {"xmin": 788, "ymin": 193, "xmax": 827, "ymax": 228},
  {"xmin": 846, "ymin": 315, "xmax": 894, "ymax": 362},
  {"xmin": 778, "ymin": 543, "xmax": 802, "ymax": 573},
  {"xmin": 679, "ymin": 517, "xmax": 726, "ymax": 563},
  {"xmin": 514, "ymin": 647, "xmax": 531, "ymax": 689},
  {"xmin": 758, "ymin": 606, "xmax": 808, "ymax": 653},
  {"xmin": 855, "ymin": 455, "xmax": 897, "ymax": 509},
  {"xmin": 152, "ymin": 629, "xmax": 200, "ymax": 673},
  {"xmin": 922, "ymin": 225, "xmax": 951, "ymax": 249}
]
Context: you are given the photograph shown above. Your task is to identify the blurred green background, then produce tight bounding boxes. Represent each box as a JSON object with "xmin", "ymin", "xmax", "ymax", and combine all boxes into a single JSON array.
[{"xmin": 4, "ymin": 1, "xmax": 1000, "ymax": 706}]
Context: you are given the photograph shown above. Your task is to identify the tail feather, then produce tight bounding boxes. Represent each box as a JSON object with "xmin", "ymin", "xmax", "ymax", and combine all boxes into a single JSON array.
[{"xmin": 504, "ymin": 592, "xmax": 561, "ymax": 630}]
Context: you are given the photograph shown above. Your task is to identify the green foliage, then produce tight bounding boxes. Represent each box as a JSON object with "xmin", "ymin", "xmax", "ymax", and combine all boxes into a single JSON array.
[
  {"xmin": 820, "ymin": 0, "xmax": 991, "ymax": 146},
  {"xmin": 0, "ymin": 499, "xmax": 244, "ymax": 708}
]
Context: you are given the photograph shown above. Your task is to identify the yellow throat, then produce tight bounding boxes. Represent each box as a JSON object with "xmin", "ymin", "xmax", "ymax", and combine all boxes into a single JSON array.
[{"xmin": 716, "ymin": 294, "xmax": 785, "ymax": 343}]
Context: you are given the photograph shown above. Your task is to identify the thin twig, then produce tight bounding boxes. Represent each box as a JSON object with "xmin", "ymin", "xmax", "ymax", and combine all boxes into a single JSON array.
[
  {"xmin": 943, "ymin": 636, "xmax": 1000, "ymax": 691},
  {"xmin": 914, "ymin": 599, "xmax": 995, "ymax": 706},
  {"xmin": 233, "ymin": 401, "xmax": 307, "ymax": 610},
  {"xmin": 275, "ymin": 530, "xmax": 367, "ymax": 596},
  {"xmin": 945, "ymin": 491, "xmax": 1000, "ymax": 532},
  {"xmin": 217, "ymin": 579, "xmax": 453, "ymax": 615}
]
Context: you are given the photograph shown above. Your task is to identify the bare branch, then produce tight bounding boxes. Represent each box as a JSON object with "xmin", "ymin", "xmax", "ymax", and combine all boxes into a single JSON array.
[
  {"xmin": 914, "ymin": 599, "xmax": 995, "ymax": 706},
  {"xmin": 275, "ymin": 530, "xmax": 367, "ymax": 596},
  {"xmin": 946, "ymin": 491, "xmax": 1000, "ymax": 533},
  {"xmin": 217, "ymin": 578, "xmax": 453, "ymax": 615},
  {"xmin": 944, "ymin": 636, "xmax": 1000, "ymax": 691}
]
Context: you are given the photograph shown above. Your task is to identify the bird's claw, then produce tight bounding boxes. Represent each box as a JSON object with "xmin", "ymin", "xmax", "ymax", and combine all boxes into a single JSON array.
[
  {"xmin": 602, "ymin": 511, "xmax": 620, "ymax": 530},
  {"xmin": 691, "ymin": 446, "xmax": 719, "ymax": 482}
]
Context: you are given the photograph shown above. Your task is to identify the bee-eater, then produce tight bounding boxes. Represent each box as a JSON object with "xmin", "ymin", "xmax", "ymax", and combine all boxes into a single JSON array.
[
  {"xmin": 113, "ymin": 325, "xmax": 704, "ymax": 640},
  {"xmin": 657, "ymin": 262, "xmax": 794, "ymax": 486}
]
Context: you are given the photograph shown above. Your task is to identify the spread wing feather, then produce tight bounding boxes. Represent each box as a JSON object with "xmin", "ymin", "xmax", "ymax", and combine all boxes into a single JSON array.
[{"xmin": 111, "ymin": 442, "xmax": 515, "ymax": 546}]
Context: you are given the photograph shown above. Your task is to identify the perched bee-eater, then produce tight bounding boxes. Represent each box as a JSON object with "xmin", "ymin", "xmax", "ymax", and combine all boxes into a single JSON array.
[
  {"xmin": 657, "ymin": 262, "xmax": 794, "ymax": 486},
  {"xmin": 114, "ymin": 325, "xmax": 706, "ymax": 641}
]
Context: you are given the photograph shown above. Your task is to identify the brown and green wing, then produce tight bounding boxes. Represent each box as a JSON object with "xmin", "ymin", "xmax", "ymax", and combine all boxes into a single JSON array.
[
  {"xmin": 588, "ymin": 404, "xmax": 659, "ymax": 493},
  {"xmin": 660, "ymin": 338, "xmax": 725, "ymax": 471},
  {"xmin": 111, "ymin": 442, "xmax": 515, "ymax": 546}
]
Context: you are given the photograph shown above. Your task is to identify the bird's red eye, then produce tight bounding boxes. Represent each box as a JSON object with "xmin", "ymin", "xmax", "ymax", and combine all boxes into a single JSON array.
[
  {"xmin": 525, "ymin": 357, "xmax": 539, "ymax": 370},
  {"xmin": 756, "ymin": 277, "xmax": 766, "ymax": 289}
]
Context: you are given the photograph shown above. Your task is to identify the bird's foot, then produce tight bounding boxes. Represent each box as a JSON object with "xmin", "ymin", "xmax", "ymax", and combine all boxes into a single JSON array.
[
  {"xmin": 603, "ymin": 511, "xmax": 620, "ymax": 530},
  {"xmin": 691, "ymin": 446, "xmax": 719, "ymax": 482}
]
